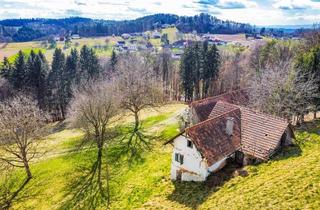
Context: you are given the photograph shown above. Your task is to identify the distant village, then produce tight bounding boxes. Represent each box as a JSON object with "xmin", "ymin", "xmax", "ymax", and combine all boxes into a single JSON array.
[{"xmin": 50, "ymin": 23, "xmax": 301, "ymax": 60}]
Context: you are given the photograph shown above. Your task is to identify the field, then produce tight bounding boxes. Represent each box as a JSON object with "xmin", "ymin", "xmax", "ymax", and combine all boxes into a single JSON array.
[
  {"xmin": 0, "ymin": 27, "xmax": 181, "ymax": 62},
  {"xmin": 1, "ymin": 102, "xmax": 320, "ymax": 210},
  {"xmin": 0, "ymin": 36, "xmax": 121, "ymax": 62}
]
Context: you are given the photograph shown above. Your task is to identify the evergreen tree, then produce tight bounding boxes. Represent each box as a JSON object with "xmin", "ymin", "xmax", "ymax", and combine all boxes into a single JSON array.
[
  {"xmin": 0, "ymin": 57, "xmax": 12, "ymax": 79},
  {"xmin": 110, "ymin": 49, "xmax": 117, "ymax": 73},
  {"xmin": 65, "ymin": 48, "xmax": 79, "ymax": 102},
  {"xmin": 32, "ymin": 53, "xmax": 48, "ymax": 109},
  {"xmin": 80, "ymin": 45, "xmax": 101, "ymax": 81},
  {"xmin": 25, "ymin": 50, "xmax": 37, "ymax": 87},
  {"xmin": 180, "ymin": 46, "xmax": 194, "ymax": 102},
  {"xmin": 11, "ymin": 50, "xmax": 26, "ymax": 90},
  {"xmin": 192, "ymin": 42, "xmax": 203, "ymax": 99},
  {"xmin": 160, "ymin": 49, "xmax": 171, "ymax": 95},
  {"xmin": 48, "ymin": 48, "xmax": 67, "ymax": 119},
  {"xmin": 161, "ymin": 33, "xmax": 169, "ymax": 46},
  {"xmin": 202, "ymin": 43, "xmax": 220, "ymax": 97},
  {"xmin": 180, "ymin": 41, "xmax": 220, "ymax": 101}
]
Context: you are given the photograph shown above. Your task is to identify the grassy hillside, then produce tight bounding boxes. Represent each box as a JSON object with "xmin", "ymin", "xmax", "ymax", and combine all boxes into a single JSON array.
[
  {"xmin": 0, "ymin": 36, "xmax": 120, "ymax": 62},
  {"xmin": 1, "ymin": 104, "xmax": 320, "ymax": 209},
  {"xmin": 0, "ymin": 27, "xmax": 180, "ymax": 62}
]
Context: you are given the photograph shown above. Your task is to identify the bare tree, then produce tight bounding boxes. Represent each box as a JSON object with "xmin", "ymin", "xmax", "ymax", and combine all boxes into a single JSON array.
[
  {"xmin": 115, "ymin": 54, "xmax": 164, "ymax": 155},
  {"xmin": 247, "ymin": 39, "xmax": 319, "ymax": 124},
  {"xmin": 68, "ymin": 81, "xmax": 120, "ymax": 207},
  {"xmin": 0, "ymin": 95, "xmax": 46, "ymax": 180},
  {"xmin": 249, "ymin": 62, "xmax": 319, "ymax": 124}
]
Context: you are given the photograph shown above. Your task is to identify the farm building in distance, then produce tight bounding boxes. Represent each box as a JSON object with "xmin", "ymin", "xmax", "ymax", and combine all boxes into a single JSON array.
[
  {"xmin": 71, "ymin": 34, "xmax": 80, "ymax": 39},
  {"xmin": 165, "ymin": 90, "xmax": 295, "ymax": 182}
]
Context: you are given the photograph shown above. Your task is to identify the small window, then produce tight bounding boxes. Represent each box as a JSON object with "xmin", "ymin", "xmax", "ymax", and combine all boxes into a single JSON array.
[
  {"xmin": 174, "ymin": 153, "xmax": 184, "ymax": 164},
  {"xmin": 180, "ymin": 155, "xmax": 184, "ymax": 164},
  {"xmin": 187, "ymin": 140, "xmax": 193, "ymax": 148},
  {"xmin": 175, "ymin": 153, "xmax": 179, "ymax": 162}
]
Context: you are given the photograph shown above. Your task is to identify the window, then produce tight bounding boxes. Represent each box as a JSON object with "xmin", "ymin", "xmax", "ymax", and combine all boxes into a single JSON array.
[
  {"xmin": 187, "ymin": 140, "xmax": 193, "ymax": 148},
  {"xmin": 174, "ymin": 153, "xmax": 184, "ymax": 164}
]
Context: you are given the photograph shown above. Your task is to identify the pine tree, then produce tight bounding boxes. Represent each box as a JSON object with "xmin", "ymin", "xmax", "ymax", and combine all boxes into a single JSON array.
[
  {"xmin": 192, "ymin": 42, "xmax": 203, "ymax": 100},
  {"xmin": 180, "ymin": 46, "xmax": 194, "ymax": 102},
  {"xmin": 32, "ymin": 53, "xmax": 48, "ymax": 109},
  {"xmin": 110, "ymin": 49, "xmax": 117, "ymax": 73},
  {"xmin": 65, "ymin": 48, "xmax": 79, "ymax": 102},
  {"xmin": 80, "ymin": 45, "xmax": 101, "ymax": 81},
  {"xmin": 11, "ymin": 50, "xmax": 26, "ymax": 90},
  {"xmin": 48, "ymin": 48, "xmax": 66, "ymax": 120},
  {"xmin": 202, "ymin": 43, "xmax": 220, "ymax": 97},
  {"xmin": 0, "ymin": 57, "xmax": 12, "ymax": 79},
  {"xmin": 25, "ymin": 50, "xmax": 37, "ymax": 88}
]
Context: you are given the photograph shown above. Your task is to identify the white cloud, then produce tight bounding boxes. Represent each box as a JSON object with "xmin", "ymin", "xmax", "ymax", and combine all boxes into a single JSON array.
[
  {"xmin": 0, "ymin": 0, "xmax": 319, "ymax": 25},
  {"xmin": 273, "ymin": 0, "xmax": 320, "ymax": 10}
]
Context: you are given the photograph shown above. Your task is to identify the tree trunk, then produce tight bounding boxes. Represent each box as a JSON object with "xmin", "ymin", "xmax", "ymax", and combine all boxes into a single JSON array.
[
  {"xmin": 23, "ymin": 159, "xmax": 32, "ymax": 180},
  {"xmin": 134, "ymin": 111, "xmax": 140, "ymax": 132},
  {"xmin": 60, "ymin": 104, "xmax": 65, "ymax": 120},
  {"xmin": 21, "ymin": 148, "xmax": 32, "ymax": 180},
  {"xmin": 314, "ymin": 111, "xmax": 317, "ymax": 119}
]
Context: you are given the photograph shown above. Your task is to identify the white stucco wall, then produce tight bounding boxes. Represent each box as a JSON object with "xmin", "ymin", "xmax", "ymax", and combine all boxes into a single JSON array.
[{"xmin": 170, "ymin": 135, "xmax": 227, "ymax": 182}]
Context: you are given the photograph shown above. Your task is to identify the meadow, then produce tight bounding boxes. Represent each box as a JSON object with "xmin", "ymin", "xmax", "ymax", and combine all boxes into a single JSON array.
[{"xmin": 0, "ymin": 27, "xmax": 182, "ymax": 63}]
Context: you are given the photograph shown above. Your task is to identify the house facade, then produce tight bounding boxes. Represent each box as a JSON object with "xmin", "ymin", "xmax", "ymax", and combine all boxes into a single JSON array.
[{"xmin": 166, "ymin": 90, "xmax": 295, "ymax": 182}]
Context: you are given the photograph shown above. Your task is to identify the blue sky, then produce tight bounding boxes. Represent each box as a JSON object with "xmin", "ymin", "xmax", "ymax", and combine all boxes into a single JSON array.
[{"xmin": 1, "ymin": 0, "xmax": 320, "ymax": 26}]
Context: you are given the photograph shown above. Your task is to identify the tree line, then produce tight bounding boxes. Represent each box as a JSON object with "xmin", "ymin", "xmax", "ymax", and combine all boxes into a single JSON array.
[
  {"xmin": 0, "ymin": 46, "xmax": 101, "ymax": 121},
  {"xmin": 0, "ymin": 13, "xmax": 256, "ymax": 42}
]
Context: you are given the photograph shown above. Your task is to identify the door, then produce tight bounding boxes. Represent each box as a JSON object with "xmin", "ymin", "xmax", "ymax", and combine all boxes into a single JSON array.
[{"xmin": 176, "ymin": 170, "xmax": 182, "ymax": 181}]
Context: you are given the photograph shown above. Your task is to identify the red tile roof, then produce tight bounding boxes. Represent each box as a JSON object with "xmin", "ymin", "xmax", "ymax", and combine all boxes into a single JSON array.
[
  {"xmin": 186, "ymin": 108, "xmax": 241, "ymax": 166},
  {"xmin": 209, "ymin": 101, "xmax": 289, "ymax": 160},
  {"xmin": 190, "ymin": 89, "xmax": 249, "ymax": 122},
  {"xmin": 240, "ymin": 107, "xmax": 288, "ymax": 160}
]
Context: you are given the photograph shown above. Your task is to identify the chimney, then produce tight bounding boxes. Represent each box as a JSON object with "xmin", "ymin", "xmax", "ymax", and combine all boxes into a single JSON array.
[{"xmin": 226, "ymin": 117, "xmax": 234, "ymax": 136}]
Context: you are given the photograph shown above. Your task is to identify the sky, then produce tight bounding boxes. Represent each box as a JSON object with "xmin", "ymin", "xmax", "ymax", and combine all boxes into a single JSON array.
[{"xmin": 0, "ymin": 0, "xmax": 320, "ymax": 26}]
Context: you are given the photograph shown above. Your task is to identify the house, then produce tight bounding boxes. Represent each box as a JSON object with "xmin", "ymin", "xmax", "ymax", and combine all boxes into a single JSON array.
[
  {"xmin": 171, "ymin": 50, "xmax": 184, "ymax": 59},
  {"xmin": 165, "ymin": 90, "xmax": 294, "ymax": 182},
  {"xmin": 71, "ymin": 34, "xmax": 80, "ymax": 39},
  {"xmin": 121, "ymin": 33, "xmax": 131, "ymax": 39},
  {"xmin": 152, "ymin": 31, "xmax": 161, "ymax": 39},
  {"xmin": 116, "ymin": 41, "xmax": 125, "ymax": 46},
  {"xmin": 127, "ymin": 44, "xmax": 137, "ymax": 51},
  {"xmin": 171, "ymin": 40, "xmax": 186, "ymax": 49}
]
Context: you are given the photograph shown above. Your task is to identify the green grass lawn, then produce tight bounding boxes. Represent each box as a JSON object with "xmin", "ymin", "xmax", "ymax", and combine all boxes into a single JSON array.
[
  {"xmin": 1, "ymin": 104, "xmax": 320, "ymax": 210},
  {"xmin": 0, "ymin": 36, "xmax": 120, "ymax": 63},
  {"xmin": 0, "ymin": 28, "xmax": 181, "ymax": 63}
]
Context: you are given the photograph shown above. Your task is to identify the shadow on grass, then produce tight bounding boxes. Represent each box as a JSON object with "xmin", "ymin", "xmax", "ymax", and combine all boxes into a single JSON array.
[
  {"xmin": 0, "ymin": 178, "xmax": 30, "ymax": 209},
  {"xmin": 0, "ymin": 171, "xmax": 45, "ymax": 210},
  {"xmin": 168, "ymin": 161, "xmax": 241, "ymax": 210},
  {"xmin": 272, "ymin": 144, "xmax": 302, "ymax": 162},
  {"xmin": 58, "ymin": 149, "xmax": 110, "ymax": 210},
  {"xmin": 48, "ymin": 121, "xmax": 68, "ymax": 134},
  {"xmin": 295, "ymin": 119, "xmax": 320, "ymax": 137}
]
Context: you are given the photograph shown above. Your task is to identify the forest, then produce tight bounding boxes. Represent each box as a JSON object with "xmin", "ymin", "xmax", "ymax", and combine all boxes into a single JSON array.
[{"xmin": 1, "ymin": 13, "xmax": 259, "ymax": 42}]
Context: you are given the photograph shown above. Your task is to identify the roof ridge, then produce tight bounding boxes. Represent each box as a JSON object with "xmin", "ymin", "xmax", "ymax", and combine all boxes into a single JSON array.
[
  {"xmin": 186, "ymin": 107, "xmax": 240, "ymax": 132},
  {"xmin": 215, "ymin": 100, "xmax": 288, "ymax": 123},
  {"xmin": 189, "ymin": 89, "xmax": 248, "ymax": 107}
]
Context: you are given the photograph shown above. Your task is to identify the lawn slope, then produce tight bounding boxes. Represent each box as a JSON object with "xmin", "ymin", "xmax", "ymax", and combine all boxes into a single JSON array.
[{"xmin": 1, "ymin": 105, "xmax": 320, "ymax": 210}]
